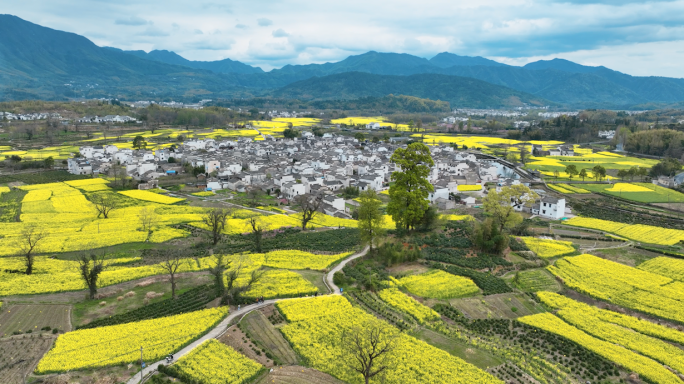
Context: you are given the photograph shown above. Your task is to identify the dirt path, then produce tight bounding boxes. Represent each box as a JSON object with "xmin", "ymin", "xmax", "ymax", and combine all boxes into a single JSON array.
[
  {"xmin": 127, "ymin": 249, "xmax": 367, "ymax": 384},
  {"xmin": 325, "ymin": 246, "xmax": 369, "ymax": 294}
]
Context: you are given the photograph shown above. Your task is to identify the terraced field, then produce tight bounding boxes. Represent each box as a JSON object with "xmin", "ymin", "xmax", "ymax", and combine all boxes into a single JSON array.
[
  {"xmin": 256, "ymin": 365, "xmax": 345, "ymax": 384},
  {"xmin": 0, "ymin": 304, "xmax": 71, "ymax": 337},
  {"xmin": 242, "ymin": 309, "xmax": 298, "ymax": 366},
  {"xmin": 0, "ymin": 336, "xmax": 55, "ymax": 384}
]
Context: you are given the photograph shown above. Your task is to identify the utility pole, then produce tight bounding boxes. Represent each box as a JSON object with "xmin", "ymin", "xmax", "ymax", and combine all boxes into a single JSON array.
[{"xmin": 140, "ymin": 346, "xmax": 144, "ymax": 383}]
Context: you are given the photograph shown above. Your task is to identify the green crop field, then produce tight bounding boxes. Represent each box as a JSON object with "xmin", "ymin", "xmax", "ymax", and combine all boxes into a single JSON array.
[
  {"xmin": 580, "ymin": 183, "xmax": 684, "ymax": 203},
  {"xmin": 514, "ymin": 269, "xmax": 561, "ymax": 292}
]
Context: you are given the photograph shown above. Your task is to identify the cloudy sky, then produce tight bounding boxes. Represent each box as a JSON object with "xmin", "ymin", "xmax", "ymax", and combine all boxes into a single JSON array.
[{"xmin": 5, "ymin": 0, "xmax": 684, "ymax": 77}]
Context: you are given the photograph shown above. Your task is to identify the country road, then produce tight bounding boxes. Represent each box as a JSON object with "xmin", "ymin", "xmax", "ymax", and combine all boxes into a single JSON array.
[{"xmin": 127, "ymin": 245, "xmax": 370, "ymax": 384}]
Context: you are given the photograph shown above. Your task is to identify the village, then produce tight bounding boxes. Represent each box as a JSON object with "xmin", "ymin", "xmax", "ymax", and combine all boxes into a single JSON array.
[{"xmin": 69, "ymin": 133, "xmax": 569, "ymax": 221}]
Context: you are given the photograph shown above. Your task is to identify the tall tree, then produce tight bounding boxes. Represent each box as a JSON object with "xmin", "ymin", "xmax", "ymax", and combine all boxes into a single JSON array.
[
  {"xmin": 592, "ymin": 165, "xmax": 606, "ymax": 181},
  {"xmin": 158, "ymin": 248, "xmax": 187, "ymax": 299},
  {"xmin": 579, "ymin": 168, "xmax": 588, "ymax": 181},
  {"xmin": 77, "ymin": 248, "xmax": 107, "ymax": 299},
  {"xmin": 92, "ymin": 194, "xmax": 117, "ymax": 219},
  {"xmin": 16, "ymin": 226, "xmax": 47, "ymax": 275},
  {"xmin": 565, "ymin": 164, "xmax": 578, "ymax": 179},
  {"xmin": 342, "ymin": 320, "xmax": 398, "ymax": 384},
  {"xmin": 132, "ymin": 135, "xmax": 147, "ymax": 150},
  {"xmin": 483, "ymin": 185, "xmax": 538, "ymax": 232},
  {"xmin": 203, "ymin": 208, "xmax": 231, "ymax": 245},
  {"xmin": 387, "ymin": 143, "xmax": 434, "ymax": 230},
  {"xmin": 209, "ymin": 254, "xmax": 227, "ymax": 297},
  {"xmin": 138, "ymin": 206, "xmax": 158, "ymax": 232},
  {"xmin": 357, "ymin": 190, "xmax": 385, "ymax": 252},
  {"xmin": 248, "ymin": 216, "xmax": 263, "ymax": 253},
  {"xmin": 295, "ymin": 194, "xmax": 322, "ymax": 230}
]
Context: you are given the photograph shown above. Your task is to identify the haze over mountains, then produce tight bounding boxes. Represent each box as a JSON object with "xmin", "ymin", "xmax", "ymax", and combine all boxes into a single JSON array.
[{"xmin": 1, "ymin": 14, "xmax": 684, "ymax": 109}]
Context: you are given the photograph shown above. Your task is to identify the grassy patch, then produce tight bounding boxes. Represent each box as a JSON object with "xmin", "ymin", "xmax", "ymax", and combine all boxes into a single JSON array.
[
  {"xmin": 513, "ymin": 269, "xmax": 561, "ymax": 292},
  {"xmin": 414, "ymin": 328, "xmax": 503, "ymax": 369},
  {"xmin": 0, "ymin": 188, "xmax": 25, "ymax": 222},
  {"xmin": 450, "ymin": 293, "xmax": 545, "ymax": 319},
  {"xmin": 294, "ymin": 269, "xmax": 328, "ymax": 294},
  {"xmin": 71, "ymin": 274, "xmax": 211, "ymax": 327},
  {"xmin": 0, "ymin": 171, "xmax": 90, "ymax": 185},
  {"xmin": 580, "ymin": 183, "xmax": 684, "ymax": 203}
]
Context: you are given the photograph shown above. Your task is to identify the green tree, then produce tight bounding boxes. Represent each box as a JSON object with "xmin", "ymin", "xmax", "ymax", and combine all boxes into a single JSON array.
[
  {"xmin": 483, "ymin": 185, "xmax": 538, "ymax": 232},
  {"xmin": 357, "ymin": 190, "xmax": 385, "ymax": 252},
  {"xmin": 579, "ymin": 168, "xmax": 588, "ymax": 181},
  {"xmin": 592, "ymin": 165, "xmax": 606, "ymax": 181},
  {"xmin": 617, "ymin": 169, "xmax": 627, "ymax": 180},
  {"xmin": 354, "ymin": 132, "xmax": 365, "ymax": 141},
  {"xmin": 43, "ymin": 156, "xmax": 55, "ymax": 169},
  {"xmin": 565, "ymin": 164, "xmax": 578, "ymax": 179},
  {"xmin": 132, "ymin": 135, "xmax": 147, "ymax": 150},
  {"xmin": 387, "ymin": 143, "xmax": 434, "ymax": 231},
  {"xmin": 283, "ymin": 128, "xmax": 300, "ymax": 139},
  {"xmin": 473, "ymin": 218, "xmax": 509, "ymax": 255},
  {"xmin": 649, "ymin": 157, "xmax": 682, "ymax": 177}
]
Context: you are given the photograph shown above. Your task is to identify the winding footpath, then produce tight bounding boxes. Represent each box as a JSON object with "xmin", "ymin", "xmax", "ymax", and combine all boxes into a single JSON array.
[{"xmin": 127, "ymin": 245, "xmax": 369, "ymax": 384}]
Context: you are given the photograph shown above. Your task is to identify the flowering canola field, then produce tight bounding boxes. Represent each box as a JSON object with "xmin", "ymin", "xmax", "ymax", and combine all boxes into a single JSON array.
[
  {"xmin": 547, "ymin": 254, "xmax": 684, "ymax": 323},
  {"xmin": 637, "ymin": 257, "xmax": 684, "ymax": 282},
  {"xmin": 538, "ymin": 292, "xmax": 684, "ymax": 351},
  {"xmin": 397, "ymin": 270, "xmax": 479, "ymax": 299},
  {"xmin": 519, "ymin": 237, "xmax": 575, "ymax": 258},
  {"xmin": 242, "ymin": 270, "xmax": 317, "ymax": 299},
  {"xmin": 518, "ymin": 312, "xmax": 682, "ymax": 384},
  {"xmin": 276, "ymin": 296, "xmax": 501, "ymax": 383},
  {"xmin": 119, "ymin": 190, "xmax": 185, "ymax": 204},
  {"xmin": 564, "ymin": 217, "xmax": 684, "ymax": 245},
  {"xmin": 35, "ymin": 307, "xmax": 228, "ymax": 373},
  {"xmin": 0, "ymin": 249, "xmax": 347, "ymax": 296},
  {"xmin": 165, "ymin": 339, "xmax": 264, "ymax": 384},
  {"xmin": 377, "ymin": 288, "xmax": 441, "ymax": 324}
]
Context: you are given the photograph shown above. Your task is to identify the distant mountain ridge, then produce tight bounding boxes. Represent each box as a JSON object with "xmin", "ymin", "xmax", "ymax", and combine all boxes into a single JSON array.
[
  {"xmin": 273, "ymin": 72, "xmax": 550, "ymax": 109},
  {"xmin": 1, "ymin": 14, "xmax": 684, "ymax": 108},
  {"xmin": 111, "ymin": 48, "xmax": 264, "ymax": 74}
]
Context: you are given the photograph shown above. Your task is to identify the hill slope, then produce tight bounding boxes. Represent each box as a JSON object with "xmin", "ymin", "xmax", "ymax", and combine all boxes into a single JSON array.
[{"xmin": 273, "ymin": 72, "xmax": 549, "ymax": 108}]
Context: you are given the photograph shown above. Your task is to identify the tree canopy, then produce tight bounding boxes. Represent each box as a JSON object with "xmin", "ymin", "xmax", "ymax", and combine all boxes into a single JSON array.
[{"xmin": 387, "ymin": 143, "xmax": 434, "ymax": 230}]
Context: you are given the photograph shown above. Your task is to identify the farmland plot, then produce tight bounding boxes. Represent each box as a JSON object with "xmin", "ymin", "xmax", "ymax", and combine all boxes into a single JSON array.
[
  {"xmin": 0, "ymin": 304, "xmax": 71, "ymax": 337},
  {"xmin": 0, "ymin": 336, "xmax": 54, "ymax": 384}
]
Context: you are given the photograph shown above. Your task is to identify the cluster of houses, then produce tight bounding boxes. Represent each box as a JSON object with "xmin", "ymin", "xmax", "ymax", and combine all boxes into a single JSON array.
[
  {"xmin": 532, "ymin": 145, "xmax": 575, "ymax": 157},
  {"xmin": 1, "ymin": 112, "xmax": 62, "ymax": 121},
  {"xmin": 129, "ymin": 100, "xmax": 212, "ymax": 110},
  {"xmin": 68, "ymin": 135, "xmax": 569, "ymax": 220},
  {"xmin": 77, "ymin": 115, "xmax": 140, "ymax": 124}
]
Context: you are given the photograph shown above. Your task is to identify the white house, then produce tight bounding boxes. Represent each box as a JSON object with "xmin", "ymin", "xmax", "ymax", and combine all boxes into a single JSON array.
[{"xmin": 538, "ymin": 196, "xmax": 566, "ymax": 220}]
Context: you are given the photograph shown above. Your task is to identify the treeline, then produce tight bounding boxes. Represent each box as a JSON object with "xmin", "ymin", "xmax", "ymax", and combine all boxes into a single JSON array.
[
  {"xmin": 624, "ymin": 129, "xmax": 684, "ymax": 158},
  {"xmin": 0, "ymin": 100, "xmax": 132, "ymax": 116},
  {"xmin": 138, "ymin": 105, "xmax": 253, "ymax": 127},
  {"xmin": 212, "ymin": 94, "xmax": 450, "ymax": 113}
]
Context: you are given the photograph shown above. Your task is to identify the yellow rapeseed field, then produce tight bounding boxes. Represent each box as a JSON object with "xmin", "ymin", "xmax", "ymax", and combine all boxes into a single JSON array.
[{"xmin": 35, "ymin": 307, "xmax": 229, "ymax": 373}]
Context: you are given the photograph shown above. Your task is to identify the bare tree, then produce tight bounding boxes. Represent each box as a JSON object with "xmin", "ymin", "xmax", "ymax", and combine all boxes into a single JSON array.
[
  {"xmin": 92, "ymin": 194, "xmax": 117, "ymax": 219},
  {"xmin": 248, "ymin": 216, "xmax": 263, "ymax": 253},
  {"xmin": 77, "ymin": 248, "xmax": 107, "ymax": 299},
  {"xmin": 109, "ymin": 166, "xmax": 128, "ymax": 189},
  {"xmin": 342, "ymin": 320, "xmax": 398, "ymax": 384},
  {"xmin": 295, "ymin": 194, "xmax": 323, "ymax": 230},
  {"xmin": 209, "ymin": 254, "xmax": 227, "ymax": 297},
  {"xmin": 139, "ymin": 206, "xmax": 158, "ymax": 232},
  {"xmin": 158, "ymin": 248, "xmax": 187, "ymax": 299},
  {"xmin": 16, "ymin": 226, "xmax": 47, "ymax": 275},
  {"xmin": 202, "ymin": 208, "xmax": 231, "ymax": 245}
]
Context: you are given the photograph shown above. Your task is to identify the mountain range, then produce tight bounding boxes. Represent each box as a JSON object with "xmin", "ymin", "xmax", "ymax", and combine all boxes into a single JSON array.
[{"xmin": 1, "ymin": 14, "xmax": 684, "ymax": 109}]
